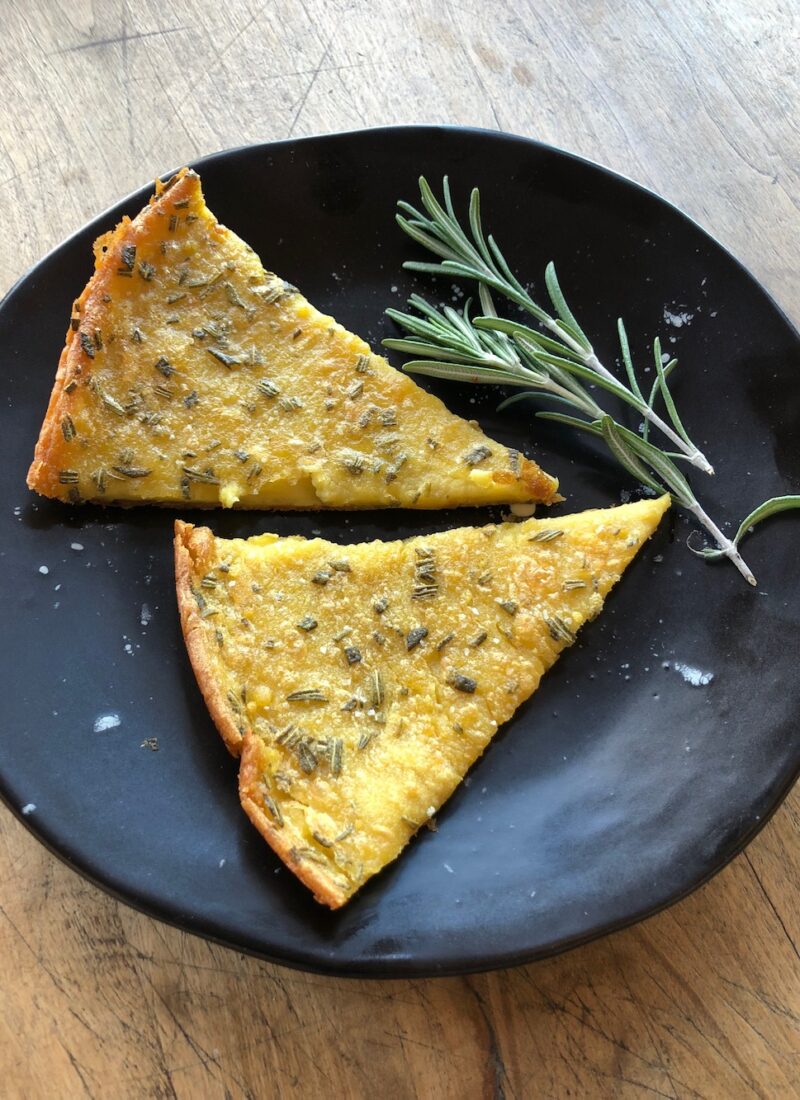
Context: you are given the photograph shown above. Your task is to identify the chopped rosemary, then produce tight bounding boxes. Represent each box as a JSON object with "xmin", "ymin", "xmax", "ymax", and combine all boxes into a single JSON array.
[
  {"xmin": 529, "ymin": 529, "xmax": 564, "ymax": 543},
  {"xmin": 464, "ymin": 444, "xmax": 492, "ymax": 466},
  {"xmin": 406, "ymin": 626, "xmax": 428, "ymax": 650},
  {"xmin": 112, "ymin": 465, "xmax": 151, "ymax": 478},
  {"xmin": 385, "ymin": 452, "xmax": 408, "ymax": 482},
  {"xmin": 58, "ymin": 470, "xmax": 79, "ymax": 484},
  {"xmin": 370, "ymin": 669, "xmax": 385, "ymax": 707},
  {"xmin": 286, "ymin": 689, "xmax": 328, "ymax": 702},
  {"xmin": 413, "ymin": 546, "xmax": 438, "ymax": 599},
  {"xmin": 563, "ymin": 579, "xmax": 587, "ymax": 590},
  {"xmin": 92, "ymin": 381, "xmax": 124, "ymax": 415},
  {"xmin": 61, "ymin": 415, "xmax": 76, "ymax": 441},
  {"xmin": 118, "ymin": 243, "xmax": 136, "ymax": 273},
  {"xmin": 262, "ymin": 793, "xmax": 284, "ymax": 827},
  {"xmin": 447, "ymin": 671, "xmax": 477, "ymax": 693},
  {"xmin": 344, "ymin": 645, "xmax": 362, "ymax": 665},
  {"xmin": 545, "ymin": 614, "xmax": 576, "ymax": 644},
  {"xmin": 436, "ymin": 631, "xmax": 455, "ymax": 651},
  {"xmin": 373, "ymin": 596, "xmax": 389, "ymax": 614},
  {"xmin": 355, "ymin": 353, "xmax": 371, "ymax": 372},
  {"xmin": 182, "ymin": 467, "xmax": 220, "ymax": 484},
  {"xmin": 79, "ymin": 331, "xmax": 95, "ymax": 359},
  {"xmin": 340, "ymin": 449, "xmax": 368, "ymax": 474},
  {"xmin": 138, "ymin": 261, "xmax": 156, "ymax": 281},
  {"xmin": 312, "ymin": 570, "xmax": 332, "ymax": 585},
  {"xmin": 207, "ymin": 347, "xmax": 241, "ymax": 367},
  {"xmin": 330, "ymin": 738, "xmax": 343, "ymax": 776},
  {"xmin": 224, "ymin": 281, "xmax": 247, "ymax": 309},
  {"xmin": 297, "ymin": 615, "xmax": 317, "ymax": 632},
  {"xmin": 496, "ymin": 598, "xmax": 518, "ymax": 615},
  {"xmin": 470, "ymin": 630, "xmax": 488, "ymax": 647},
  {"xmin": 297, "ymin": 741, "xmax": 317, "ymax": 773}
]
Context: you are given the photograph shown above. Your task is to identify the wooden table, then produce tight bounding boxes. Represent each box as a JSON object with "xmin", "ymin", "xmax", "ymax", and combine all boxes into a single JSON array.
[{"xmin": 2, "ymin": 2, "xmax": 798, "ymax": 1096}]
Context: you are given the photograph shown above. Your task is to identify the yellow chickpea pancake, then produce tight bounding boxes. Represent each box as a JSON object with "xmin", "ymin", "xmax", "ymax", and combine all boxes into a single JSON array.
[
  {"xmin": 27, "ymin": 168, "xmax": 558, "ymax": 510},
  {"xmin": 174, "ymin": 494, "xmax": 669, "ymax": 908}
]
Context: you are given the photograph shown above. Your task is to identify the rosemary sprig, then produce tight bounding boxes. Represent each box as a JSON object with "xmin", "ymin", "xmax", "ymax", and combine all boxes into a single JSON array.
[
  {"xmin": 688, "ymin": 496, "xmax": 800, "ymax": 561},
  {"xmin": 393, "ymin": 177, "xmax": 713, "ymax": 475},
  {"xmin": 384, "ymin": 178, "xmax": 800, "ymax": 585}
]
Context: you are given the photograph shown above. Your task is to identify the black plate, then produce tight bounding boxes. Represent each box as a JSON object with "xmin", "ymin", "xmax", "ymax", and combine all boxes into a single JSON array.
[{"xmin": 1, "ymin": 127, "xmax": 798, "ymax": 977}]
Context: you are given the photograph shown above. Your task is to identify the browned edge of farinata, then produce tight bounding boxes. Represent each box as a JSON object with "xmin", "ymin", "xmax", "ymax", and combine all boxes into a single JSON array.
[
  {"xmin": 173, "ymin": 519, "xmax": 245, "ymax": 758},
  {"xmin": 491, "ymin": 460, "xmax": 560, "ymax": 505},
  {"xmin": 26, "ymin": 168, "xmax": 199, "ymax": 501},
  {"xmin": 239, "ymin": 732, "xmax": 349, "ymax": 909}
]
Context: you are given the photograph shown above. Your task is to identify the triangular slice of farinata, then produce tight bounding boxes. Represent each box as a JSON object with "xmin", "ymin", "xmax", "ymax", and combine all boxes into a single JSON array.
[
  {"xmin": 27, "ymin": 168, "xmax": 558, "ymax": 510},
  {"xmin": 174, "ymin": 495, "xmax": 669, "ymax": 907}
]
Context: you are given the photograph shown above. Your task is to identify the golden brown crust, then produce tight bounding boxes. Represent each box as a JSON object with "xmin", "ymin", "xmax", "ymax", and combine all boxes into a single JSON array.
[
  {"xmin": 495, "ymin": 460, "xmax": 561, "ymax": 504},
  {"xmin": 173, "ymin": 518, "xmax": 246, "ymax": 757},
  {"xmin": 239, "ymin": 732, "xmax": 348, "ymax": 909},
  {"xmin": 27, "ymin": 169, "xmax": 199, "ymax": 499},
  {"xmin": 176, "ymin": 518, "xmax": 350, "ymax": 906}
]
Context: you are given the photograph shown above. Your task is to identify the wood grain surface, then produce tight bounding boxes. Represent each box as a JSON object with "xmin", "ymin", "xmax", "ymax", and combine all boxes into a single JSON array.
[{"xmin": 1, "ymin": 1, "xmax": 798, "ymax": 1097}]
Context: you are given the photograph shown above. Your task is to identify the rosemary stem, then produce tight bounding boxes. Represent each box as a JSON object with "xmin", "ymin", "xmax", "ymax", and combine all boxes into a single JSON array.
[
  {"xmin": 537, "ymin": 311, "xmax": 713, "ymax": 473},
  {"xmin": 510, "ymin": 358, "xmax": 602, "ymax": 420},
  {"xmin": 583, "ymin": 351, "xmax": 715, "ymax": 475},
  {"xmin": 641, "ymin": 403, "xmax": 714, "ymax": 475},
  {"xmin": 685, "ymin": 500, "xmax": 757, "ymax": 585},
  {"xmin": 543, "ymin": 317, "xmax": 587, "ymax": 357}
]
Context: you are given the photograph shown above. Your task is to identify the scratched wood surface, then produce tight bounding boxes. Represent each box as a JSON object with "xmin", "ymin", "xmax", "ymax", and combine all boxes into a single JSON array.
[{"xmin": 1, "ymin": 1, "xmax": 799, "ymax": 1097}]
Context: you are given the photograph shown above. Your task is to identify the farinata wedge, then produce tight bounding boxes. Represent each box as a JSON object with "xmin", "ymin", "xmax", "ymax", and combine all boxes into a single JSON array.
[
  {"xmin": 28, "ymin": 168, "xmax": 558, "ymax": 510},
  {"xmin": 174, "ymin": 495, "xmax": 669, "ymax": 907}
]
